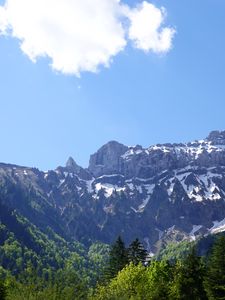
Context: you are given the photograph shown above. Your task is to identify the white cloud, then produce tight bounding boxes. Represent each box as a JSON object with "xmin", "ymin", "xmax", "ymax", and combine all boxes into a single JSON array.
[
  {"xmin": 128, "ymin": 2, "xmax": 176, "ymax": 53},
  {"xmin": 0, "ymin": 6, "xmax": 8, "ymax": 34},
  {"xmin": 0, "ymin": 0, "xmax": 175, "ymax": 75}
]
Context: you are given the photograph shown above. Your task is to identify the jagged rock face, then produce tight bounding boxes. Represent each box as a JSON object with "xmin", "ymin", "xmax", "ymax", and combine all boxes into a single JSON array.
[
  {"xmin": 63, "ymin": 157, "xmax": 92, "ymax": 180},
  {"xmin": 207, "ymin": 130, "xmax": 225, "ymax": 145},
  {"xmin": 89, "ymin": 134, "xmax": 225, "ymax": 179},
  {"xmin": 1, "ymin": 131, "xmax": 225, "ymax": 252},
  {"xmin": 89, "ymin": 141, "xmax": 128, "ymax": 177}
]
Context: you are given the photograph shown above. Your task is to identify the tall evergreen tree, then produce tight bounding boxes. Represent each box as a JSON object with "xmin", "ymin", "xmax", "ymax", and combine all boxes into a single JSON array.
[
  {"xmin": 105, "ymin": 236, "xmax": 128, "ymax": 280},
  {"xmin": 127, "ymin": 238, "xmax": 148, "ymax": 265},
  {"xmin": 170, "ymin": 247, "xmax": 207, "ymax": 300},
  {"xmin": 204, "ymin": 235, "xmax": 225, "ymax": 300}
]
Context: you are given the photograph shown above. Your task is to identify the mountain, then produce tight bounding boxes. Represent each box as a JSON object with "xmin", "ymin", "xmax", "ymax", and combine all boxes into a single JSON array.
[{"xmin": 1, "ymin": 130, "xmax": 225, "ymax": 253}]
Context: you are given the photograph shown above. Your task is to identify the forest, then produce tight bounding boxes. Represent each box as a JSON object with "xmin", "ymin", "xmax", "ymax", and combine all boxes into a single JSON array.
[{"xmin": 1, "ymin": 222, "xmax": 225, "ymax": 300}]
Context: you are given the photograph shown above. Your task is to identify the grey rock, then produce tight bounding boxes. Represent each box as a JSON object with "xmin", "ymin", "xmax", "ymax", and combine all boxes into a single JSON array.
[
  {"xmin": 1, "ymin": 130, "xmax": 225, "ymax": 251},
  {"xmin": 207, "ymin": 130, "xmax": 225, "ymax": 145},
  {"xmin": 88, "ymin": 141, "xmax": 128, "ymax": 177}
]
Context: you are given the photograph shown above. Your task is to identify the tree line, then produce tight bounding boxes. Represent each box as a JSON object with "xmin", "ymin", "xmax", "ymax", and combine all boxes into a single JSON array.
[
  {"xmin": 92, "ymin": 235, "xmax": 225, "ymax": 300},
  {"xmin": 1, "ymin": 235, "xmax": 225, "ymax": 299}
]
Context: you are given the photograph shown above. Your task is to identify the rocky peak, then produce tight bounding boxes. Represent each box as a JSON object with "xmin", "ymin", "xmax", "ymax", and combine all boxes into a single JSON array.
[
  {"xmin": 206, "ymin": 130, "xmax": 225, "ymax": 145},
  {"xmin": 66, "ymin": 157, "xmax": 80, "ymax": 171},
  {"xmin": 1, "ymin": 130, "xmax": 225, "ymax": 252},
  {"xmin": 65, "ymin": 157, "xmax": 92, "ymax": 180},
  {"xmin": 88, "ymin": 141, "xmax": 128, "ymax": 177}
]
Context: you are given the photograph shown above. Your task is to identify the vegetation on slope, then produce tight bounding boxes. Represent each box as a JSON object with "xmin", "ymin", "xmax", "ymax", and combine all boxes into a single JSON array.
[{"xmin": 1, "ymin": 204, "xmax": 225, "ymax": 299}]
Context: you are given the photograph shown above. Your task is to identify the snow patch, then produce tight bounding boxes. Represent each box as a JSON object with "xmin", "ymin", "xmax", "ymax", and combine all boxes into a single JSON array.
[
  {"xmin": 168, "ymin": 182, "xmax": 175, "ymax": 196},
  {"xmin": 209, "ymin": 218, "xmax": 225, "ymax": 234},
  {"xmin": 97, "ymin": 174, "xmax": 124, "ymax": 179},
  {"xmin": 144, "ymin": 184, "xmax": 155, "ymax": 195},
  {"xmin": 95, "ymin": 183, "xmax": 125, "ymax": 197},
  {"xmin": 86, "ymin": 179, "xmax": 94, "ymax": 193},
  {"xmin": 58, "ymin": 179, "xmax": 65, "ymax": 187},
  {"xmin": 189, "ymin": 225, "xmax": 202, "ymax": 241},
  {"xmin": 138, "ymin": 195, "xmax": 151, "ymax": 212},
  {"xmin": 131, "ymin": 206, "xmax": 138, "ymax": 213}
]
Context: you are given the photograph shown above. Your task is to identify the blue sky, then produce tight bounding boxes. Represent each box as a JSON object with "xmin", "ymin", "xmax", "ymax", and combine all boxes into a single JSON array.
[{"xmin": 0, "ymin": 0, "xmax": 225, "ymax": 170}]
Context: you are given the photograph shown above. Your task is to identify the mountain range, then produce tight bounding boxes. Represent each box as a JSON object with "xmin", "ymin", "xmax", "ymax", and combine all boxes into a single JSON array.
[{"xmin": 1, "ymin": 130, "xmax": 225, "ymax": 253}]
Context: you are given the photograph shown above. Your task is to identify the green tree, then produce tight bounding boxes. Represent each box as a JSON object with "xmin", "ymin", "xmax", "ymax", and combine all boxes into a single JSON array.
[
  {"xmin": 204, "ymin": 235, "xmax": 225, "ymax": 300},
  {"xmin": 127, "ymin": 238, "xmax": 148, "ymax": 265},
  {"xmin": 88, "ymin": 242, "xmax": 110, "ymax": 285},
  {"xmin": 92, "ymin": 263, "xmax": 146, "ymax": 300},
  {"xmin": 170, "ymin": 248, "xmax": 207, "ymax": 300},
  {"xmin": 144, "ymin": 260, "xmax": 173, "ymax": 300},
  {"xmin": 104, "ymin": 236, "xmax": 128, "ymax": 280}
]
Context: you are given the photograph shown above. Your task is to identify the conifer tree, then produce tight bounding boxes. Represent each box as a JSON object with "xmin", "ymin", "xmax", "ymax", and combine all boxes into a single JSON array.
[
  {"xmin": 204, "ymin": 235, "xmax": 225, "ymax": 300},
  {"xmin": 170, "ymin": 247, "xmax": 207, "ymax": 300},
  {"xmin": 127, "ymin": 238, "xmax": 148, "ymax": 265},
  {"xmin": 105, "ymin": 236, "xmax": 128, "ymax": 280}
]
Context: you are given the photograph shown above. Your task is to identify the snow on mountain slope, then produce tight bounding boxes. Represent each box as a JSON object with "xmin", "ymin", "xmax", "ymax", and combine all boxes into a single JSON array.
[{"xmin": 1, "ymin": 130, "xmax": 225, "ymax": 251}]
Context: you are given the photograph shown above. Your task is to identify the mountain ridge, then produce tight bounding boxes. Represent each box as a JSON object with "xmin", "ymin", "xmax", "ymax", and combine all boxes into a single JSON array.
[{"xmin": 1, "ymin": 130, "xmax": 225, "ymax": 252}]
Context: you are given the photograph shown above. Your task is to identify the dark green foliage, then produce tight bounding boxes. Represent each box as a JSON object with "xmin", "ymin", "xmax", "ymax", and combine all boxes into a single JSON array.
[
  {"xmin": 5, "ymin": 268, "xmax": 88, "ymax": 300},
  {"xmin": 0, "ymin": 211, "xmax": 109, "ymax": 299},
  {"xmin": 127, "ymin": 238, "xmax": 148, "ymax": 265},
  {"xmin": 170, "ymin": 247, "xmax": 207, "ymax": 299},
  {"xmin": 204, "ymin": 236, "xmax": 225, "ymax": 300},
  {"xmin": 88, "ymin": 242, "xmax": 110, "ymax": 285},
  {"xmin": 0, "ymin": 280, "xmax": 6, "ymax": 300},
  {"xmin": 104, "ymin": 236, "xmax": 128, "ymax": 280},
  {"xmin": 2, "ymin": 208, "xmax": 225, "ymax": 300},
  {"xmin": 95, "ymin": 240, "xmax": 225, "ymax": 300}
]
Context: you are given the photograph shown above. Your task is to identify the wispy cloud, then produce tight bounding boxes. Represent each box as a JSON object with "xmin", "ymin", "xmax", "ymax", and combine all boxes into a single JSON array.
[{"xmin": 0, "ymin": 0, "xmax": 175, "ymax": 76}]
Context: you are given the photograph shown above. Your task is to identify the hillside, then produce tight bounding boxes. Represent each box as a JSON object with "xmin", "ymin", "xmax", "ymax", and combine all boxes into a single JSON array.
[{"xmin": 1, "ymin": 130, "xmax": 225, "ymax": 253}]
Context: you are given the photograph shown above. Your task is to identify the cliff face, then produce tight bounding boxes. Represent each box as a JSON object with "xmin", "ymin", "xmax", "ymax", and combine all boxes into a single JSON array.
[
  {"xmin": 1, "ymin": 130, "xmax": 225, "ymax": 252},
  {"xmin": 88, "ymin": 141, "xmax": 128, "ymax": 177}
]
